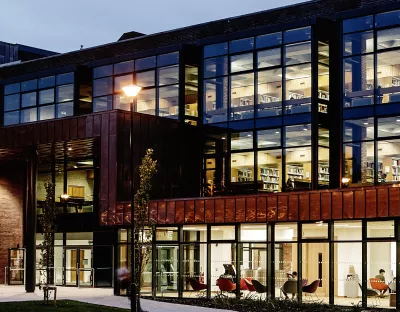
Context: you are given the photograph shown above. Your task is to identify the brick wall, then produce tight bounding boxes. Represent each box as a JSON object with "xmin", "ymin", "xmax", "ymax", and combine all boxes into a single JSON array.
[{"xmin": 0, "ymin": 161, "xmax": 24, "ymax": 284}]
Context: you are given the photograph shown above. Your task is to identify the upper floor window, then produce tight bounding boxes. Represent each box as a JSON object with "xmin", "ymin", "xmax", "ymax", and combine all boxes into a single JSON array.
[
  {"xmin": 343, "ymin": 16, "xmax": 373, "ymax": 34},
  {"xmin": 3, "ymin": 72, "xmax": 74, "ymax": 126}
]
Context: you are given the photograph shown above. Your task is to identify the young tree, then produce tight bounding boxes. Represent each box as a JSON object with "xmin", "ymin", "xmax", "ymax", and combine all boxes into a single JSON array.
[
  {"xmin": 132, "ymin": 149, "xmax": 157, "ymax": 312},
  {"xmin": 38, "ymin": 181, "xmax": 56, "ymax": 303}
]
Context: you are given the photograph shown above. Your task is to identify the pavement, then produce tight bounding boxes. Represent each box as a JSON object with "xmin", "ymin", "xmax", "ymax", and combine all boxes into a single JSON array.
[{"xmin": 0, "ymin": 286, "xmax": 233, "ymax": 311}]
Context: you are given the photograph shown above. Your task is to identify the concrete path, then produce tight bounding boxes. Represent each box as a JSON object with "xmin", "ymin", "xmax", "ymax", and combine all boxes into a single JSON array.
[{"xmin": 0, "ymin": 286, "xmax": 233, "ymax": 312}]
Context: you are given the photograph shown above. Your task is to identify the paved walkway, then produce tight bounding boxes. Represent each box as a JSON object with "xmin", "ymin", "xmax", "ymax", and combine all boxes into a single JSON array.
[{"xmin": 0, "ymin": 286, "xmax": 232, "ymax": 312}]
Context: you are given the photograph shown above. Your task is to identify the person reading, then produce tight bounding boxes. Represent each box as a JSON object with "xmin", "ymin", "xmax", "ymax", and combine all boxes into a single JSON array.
[{"xmin": 281, "ymin": 271, "xmax": 297, "ymax": 299}]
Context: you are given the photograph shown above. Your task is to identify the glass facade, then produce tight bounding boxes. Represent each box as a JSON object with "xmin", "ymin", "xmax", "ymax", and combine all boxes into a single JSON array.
[
  {"xmin": 203, "ymin": 27, "xmax": 312, "ymax": 125},
  {"xmin": 3, "ymin": 73, "xmax": 74, "ymax": 126}
]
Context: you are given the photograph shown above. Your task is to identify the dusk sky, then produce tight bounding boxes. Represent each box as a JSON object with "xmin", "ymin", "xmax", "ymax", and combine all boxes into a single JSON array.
[{"xmin": 1, "ymin": 0, "xmax": 306, "ymax": 53}]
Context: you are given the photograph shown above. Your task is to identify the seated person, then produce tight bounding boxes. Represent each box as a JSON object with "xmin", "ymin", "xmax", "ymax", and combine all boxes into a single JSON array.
[
  {"xmin": 281, "ymin": 271, "xmax": 297, "ymax": 299},
  {"xmin": 375, "ymin": 269, "xmax": 389, "ymax": 295}
]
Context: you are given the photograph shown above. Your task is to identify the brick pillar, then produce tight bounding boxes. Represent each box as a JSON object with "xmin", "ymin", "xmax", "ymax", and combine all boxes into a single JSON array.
[{"xmin": 0, "ymin": 161, "xmax": 24, "ymax": 285}]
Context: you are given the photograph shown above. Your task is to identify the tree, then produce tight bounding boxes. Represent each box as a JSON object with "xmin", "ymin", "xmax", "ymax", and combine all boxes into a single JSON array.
[
  {"xmin": 132, "ymin": 149, "xmax": 157, "ymax": 312},
  {"xmin": 38, "ymin": 181, "xmax": 56, "ymax": 303}
]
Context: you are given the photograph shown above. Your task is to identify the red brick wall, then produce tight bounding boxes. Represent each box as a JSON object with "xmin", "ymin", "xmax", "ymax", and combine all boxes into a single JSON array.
[{"xmin": 0, "ymin": 161, "xmax": 24, "ymax": 284}]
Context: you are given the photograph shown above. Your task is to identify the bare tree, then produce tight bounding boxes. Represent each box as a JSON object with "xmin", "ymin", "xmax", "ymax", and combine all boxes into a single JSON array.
[
  {"xmin": 131, "ymin": 149, "xmax": 157, "ymax": 312},
  {"xmin": 38, "ymin": 181, "xmax": 56, "ymax": 303}
]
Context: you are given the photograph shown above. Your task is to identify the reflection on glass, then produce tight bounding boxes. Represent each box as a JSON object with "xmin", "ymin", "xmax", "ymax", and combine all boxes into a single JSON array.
[
  {"xmin": 285, "ymin": 42, "xmax": 311, "ymax": 66},
  {"xmin": 158, "ymin": 65, "xmax": 179, "ymax": 86},
  {"xmin": 256, "ymin": 32, "xmax": 282, "ymax": 49},
  {"xmin": 204, "ymin": 56, "xmax": 228, "ymax": 78},
  {"xmin": 378, "ymin": 116, "xmax": 400, "ymax": 138},
  {"xmin": 156, "ymin": 227, "xmax": 179, "ymax": 241},
  {"xmin": 93, "ymin": 65, "xmax": 113, "ymax": 79},
  {"xmin": 39, "ymin": 89, "xmax": 54, "ymax": 105},
  {"xmin": 4, "ymin": 111, "xmax": 20, "ymax": 126},
  {"xmin": 230, "ymin": 53, "xmax": 254, "ymax": 73},
  {"xmin": 284, "ymin": 27, "xmax": 311, "ymax": 44},
  {"xmin": 258, "ymin": 48, "xmax": 281, "ymax": 68},
  {"xmin": 285, "ymin": 124, "xmax": 311, "ymax": 147},
  {"xmin": 230, "ymin": 73, "xmax": 254, "ymax": 120},
  {"xmin": 39, "ymin": 105, "xmax": 55, "ymax": 121},
  {"xmin": 93, "ymin": 78, "xmax": 112, "ymax": 97},
  {"xmin": 20, "ymin": 108, "xmax": 37, "ymax": 123},
  {"xmin": 57, "ymin": 102, "xmax": 74, "ymax": 118},
  {"xmin": 114, "ymin": 94, "xmax": 131, "ymax": 111},
  {"xmin": 230, "ymin": 37, "xmax": 254, "ymax": 54},
  {"xmin": 377, "ymin": 50, "xmax": 400, "ymax": 104},
  {"xmin": 376, "ymin": 10, "xmax": 400, "ymax": 28},
  {"xmin": 343, "ymin": 55, "xmax": 374, "ymax": 107},
  {"xmin": 114, "ymin": 74, "xmax": 133, "ymax": 92},
  {"xmin": 257, "ymin": 68, "xmax": 282, "ymax": 117},
  {"xmin": 135, "ymin": 56, "xmax": 156, "ymax": 71},
  {"xmin": 21, "ymin": 79, "xmax": 37, "ymax": 92},
  {"xmin": 343, "ymin": 16, "xmax": 373, "ymax": 34},
  {"xmin": 343, "ymin": 31, "xmax": 374, "ymax": 56},
  {"xmin": 136, "ymin": 70, "xmax": 155, "ymax": 87},
  {"xmin": 231, "ymin": 152, "xmax": 254, "ymax": 183},
  {"xmin": 231, "ymin": 131, "xmax": 253, "ymax": 151},
  {"xmin": 57, "ymin": 84, "xmax": 74, "ymax": 102},
  {"xmin": 204, "ymin": 42, "xmax": 228, "ymax": 58},
  {"xmin": 4, "ymin": 83, "xmax": 20, "ymax": 95},
  {"xmin": 258, "ymin": 150, "xmax": 282, "ymax": 192},
  {"xmin": 343, "ymin": 118, "xmax": 374, "ymax": 142},
  {"xmin": 157, "ymin": 52, "xmax": 179, "ymax": 67},
  {"xmin": 21, "ymin": 92, "xmax": 36, "ymax": 108},
  {"xmin": 204, "ymin": 77, "xmax": 228, "ymax": 124},
  {"xmin": 4, "ymin": 94, "xmax": 20, "ymax": 112},
  {"xmin": 114, "ymin": 60, "xmax": 134, "ymax": 75},
  {"xmin": 137, "ymin": 88, "xmax": 156, "ymax": 115},
  {"xmin": 367, "ymin": 221, "xmax": 395, "ymax": 238},
  {"xmin": 343, "ymin": 141, "xmax": 374, "ymax": 185},
  {"xmin": 159, "ymin": 85, "xmax": 179, "ymax": 119},
  {"xmin": 93, "ymin": 96, "xmax": 112, "ymax": 112},
  {"xmin": 258, "ymin": 129, "xmax": 281, "ymax": 148},
  {"xmin": 285, "ymin": 64, "xmax": 312, "ymax": 114}
]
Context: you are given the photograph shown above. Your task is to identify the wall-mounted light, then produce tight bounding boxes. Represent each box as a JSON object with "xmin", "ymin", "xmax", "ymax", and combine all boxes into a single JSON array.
[
  {"xmin": 342, "ymin": 177, "xmax": 350, "ymax": 187},
  {"xmin": 68, "ymin": 147, "xmax": 72, "ymax": 151},
  {"xmin": 61, "ymin": 194, "xmax": 69, "ymax": 201}
]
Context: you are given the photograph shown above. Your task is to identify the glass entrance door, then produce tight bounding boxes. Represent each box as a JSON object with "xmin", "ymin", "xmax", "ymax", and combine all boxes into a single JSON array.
[
  {"xmin": 155, "ymin": 246, "xmax": 179, "ymax": 296},
  {"xmin": 8, "ymin": 248, "xmax": 24, "ymax": 285},
  {"xmin": 64, "ymin": 248, "xmax": 93, "ymax": 287}
]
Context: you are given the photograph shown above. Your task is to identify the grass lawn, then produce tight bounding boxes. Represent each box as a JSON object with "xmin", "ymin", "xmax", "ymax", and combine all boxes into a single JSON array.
[{"xmin": 0, "ymin": 300, "xmax": 129, "ymax": 311}]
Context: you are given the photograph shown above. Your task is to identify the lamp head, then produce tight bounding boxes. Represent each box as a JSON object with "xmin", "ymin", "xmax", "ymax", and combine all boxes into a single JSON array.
[{"xmin": 122, "ymin": 84, "xmax": 141, "ymax": 97}]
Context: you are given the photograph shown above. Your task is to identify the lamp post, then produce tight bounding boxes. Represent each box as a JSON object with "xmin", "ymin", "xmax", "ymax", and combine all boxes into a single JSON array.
[{"xmin": 122, "ymin": 84, "xmax": 141, "ymax": 312}]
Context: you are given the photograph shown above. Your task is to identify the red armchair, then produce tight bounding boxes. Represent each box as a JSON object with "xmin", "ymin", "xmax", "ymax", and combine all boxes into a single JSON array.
[
  {"xmin": 217, "ymin": 278, "xmax": 236, "ymax": 295},
  {"xmin": 370, "ymin": 278, "xmax": 389, "ymax": 296},
  {"xmin": 243, "ymin": 278, "xmax": 256, "ymax": 292}
]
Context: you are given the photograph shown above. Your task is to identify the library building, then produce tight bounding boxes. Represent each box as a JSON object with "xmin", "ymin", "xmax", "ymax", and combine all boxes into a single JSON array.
[{"xmin": 3, "ymin": 0, "xmax": 400, "ymax": 309}]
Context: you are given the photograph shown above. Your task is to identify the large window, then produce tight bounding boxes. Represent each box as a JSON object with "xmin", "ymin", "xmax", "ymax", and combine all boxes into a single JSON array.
[
  {"xmin": 92, "ymin": 52, "xmax": 182, "ymax": 119},
  {"xmin": 3, "ymin": 73, "xmax": 74, "ymax": 125},
  {"xmin": 202, "ymin": 26, "xmax": 313, "ymax": 125}
]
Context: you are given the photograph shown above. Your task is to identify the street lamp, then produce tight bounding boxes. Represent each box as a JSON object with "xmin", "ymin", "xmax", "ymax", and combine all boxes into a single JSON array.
[{"xmin": 122, "ymin": 84, "xmax": 141, "ymax": 312}]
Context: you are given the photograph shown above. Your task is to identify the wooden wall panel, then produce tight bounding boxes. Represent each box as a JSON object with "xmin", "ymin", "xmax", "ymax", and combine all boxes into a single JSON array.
[
  {"xmin": 267, "ymin": 196, "xmax": 277, "ymax": 221},
  {"xmin": 0, "ymin": 128, "xmax": 5, "ymax": 148},
  {"xmin": 108, "ymin": 133, "xmax": 117, "ymax": 224},
  {"xmin": 321, "ymin": 192, "xmax": 331, "ymax": 220},
  {"xmin": 85, "ymin": 115, "xmax": 93, "ymax": 138},
  {"xmin": 77, "ymin": 117, "xmax": 86, "ymax": 139},
  {"xmin": 288, "ymin": 194, "xmax": 299, "ymax": 221},
  {"xmin": 157, "ymin": 202, "xmax": 167, "ymax": 224},
  {"xmin": 235, "ymin": 198, "xmax": 245, "ymax": 223},
  {"xmin": 99, "ymin": 114, "xmax": 109, "ymax": 223},
  {"xmin": 365, "ymin": 189, "xmax": 377, "ymax": 218},
  {"xmin": 175, "ymin": 201, "xmax": 185, "ymax": 224},
  {"xmin": 185, "ymin": 200, "xmax": 195, "ymax": 224},
  {"xmin": 33, "ymin": 123, "xmax": 41, "ymax": 145},
  {"xmin": 69, "ymin": 118, "xmax": 78, "ymax": 140},
  {"xmin": 215, "ymin": 199, "xmax": 225, "ymax": 223},
  {"xmin": 166, "ymin": 201, "xmax": 176, "ymax": 224},
  {"xmin": 62, "ymin": 119, "xmax": 69, "ymax": 141},
  {"xmin": 54, "ymin": 120, "xmax": 62, "ymax": 141},
  {"xmin": 309, "ymin": 193, "xmax": 321, "ymax": 220},
  {"xmin": 331, "ymin": 192, "xmax": 343, "ymax": 219},
  {"xmin": 40, "ymin": 123, "xmax": 48, "ymax": 144},
  {"xmin": 225, "ymin": 198, "xmax": 235, "ymax": 223},
  {"xmin": 299, "ymin": 194, "xmax": 309, "ymax": 221},
  {"xmin": 277, "ymin": 196, "xmax": 288, "ymax": 221},
  {"xmin": 389, "ymin": 187, "xmax": 400, "ymax": 217},
  {"xmin": 342, "ymin": 191, "xmax": 354, "ymax": 219},
  {"xmin": 354, "ymin": 190, "xmax": 365, "ymax": 218},
  {"xmin": 377, "ymin": 188, "xmax": 388, "ymax": 218},
  {"xmin": 256, "ymin": 196, "xmax": 267, "ymax": 222},
  {"xmin": 205, "ymin": 199, "xmax": 215, "ymax": 223},
  {"xmin": 47, "ymin": 121, "xmax": 55, "ymax": 142},
  {"xmin": 245, "ymin": 197, "xmax": 256, "ymax": 222},
  {"xmin": 195, "ymin": 200, "xmax": 205, "ymax": 223},
  {"xmin": 93, "ymin": 114, "xmax": 102, "ymax": 137}
]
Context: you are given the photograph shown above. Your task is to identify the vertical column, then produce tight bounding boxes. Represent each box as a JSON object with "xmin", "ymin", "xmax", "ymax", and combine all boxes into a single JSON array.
[
  {"xmin": 206, "ymin": 224, "xmax": 211, "ymax": 299},
  {"xmin": 361, "ymin": 219, "xmax": 367, "ymax": 307},
  {"xmin": 395, "ymin": 219, "xmax": 400, "ymax": 309},
  {"xmin": 328, "ymin": 221, "xmax": 334, "ymax": 305},
  {"xmin": 267, "ymin": 223, "xmax": 275, "ymax": 298},
  {"xmin": 25, "ymin": 148, "xmax": 37, "ymax": 292},
  {"xmin": 297, "ymin": 223, "xmax": 302, "ymax": 303}
]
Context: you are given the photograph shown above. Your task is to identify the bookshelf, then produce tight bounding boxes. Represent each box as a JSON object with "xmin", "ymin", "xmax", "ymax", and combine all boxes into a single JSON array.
[
  {"xmin": 287, "ymin": 165, "xmax": 304, "ymax": 180},
  {"xmin": 392, "ymin": 158, "xmax": 400, "ymax": 182},
  {"xmin": 318, "ymin": 163, "xmax": 330, "ymax": 182},
  {"xmin": 260, "ymin": 167, "xmax": 280, "ymax": 192},
  {"xmin": 237, "ymin": 168, "xmax": 253, "ymax": 182}
]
